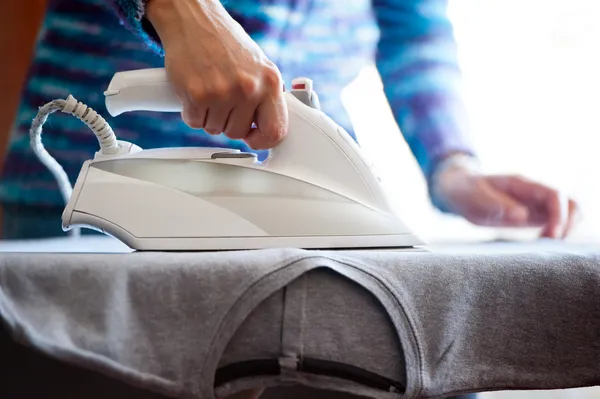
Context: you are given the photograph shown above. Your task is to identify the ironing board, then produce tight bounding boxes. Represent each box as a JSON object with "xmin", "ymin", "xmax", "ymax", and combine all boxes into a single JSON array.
[{"xmin": 1, "ymin": 237, "xmax": 600, "ymax": 399}]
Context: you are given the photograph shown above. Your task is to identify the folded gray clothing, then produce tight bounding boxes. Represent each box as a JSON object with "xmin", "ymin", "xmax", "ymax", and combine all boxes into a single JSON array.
[{"xmin": 1, "ymin": 244, "xmax": 600, "ymax": 399}]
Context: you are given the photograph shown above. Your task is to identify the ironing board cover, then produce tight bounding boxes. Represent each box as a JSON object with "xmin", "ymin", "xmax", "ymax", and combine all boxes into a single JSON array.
[{"xmin": 0, "ymin": 237, "xmax": 599, "ymax": 399}]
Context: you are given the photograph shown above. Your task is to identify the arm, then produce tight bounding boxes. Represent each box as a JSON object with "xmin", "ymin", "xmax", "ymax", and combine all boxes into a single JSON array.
[
  {"xmin": 106, "ymin": 0, "xmax": 287, "ymax": 150},
  {"xmin": 372, "ymin": 0, "xmax": 478, "ymax": 211},
  {"xmin": 373, "ymin": 0, "xmax": 579, "ymax": 237}
]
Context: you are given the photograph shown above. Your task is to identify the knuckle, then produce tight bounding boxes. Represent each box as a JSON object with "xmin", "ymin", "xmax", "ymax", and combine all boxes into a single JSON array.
[
  {"xmin": 185, "ymin": 80, "xmax": 206, "ymax": 104},
  {"xmin": 208, "ymin": 81, "xmax": 232, "ymax": 99},
  {"xmin": 264, "ymin": 125, "xmax": 287, "ymax": 145},
  {"xmin": 236, "ymin": 74, "xmax": 260, "ymax": 98},
  {"xmin": 271, "ymin": 125, "xmax": 287, "ymax": 142},
  {"xmin": 262, "ymin": 63, "xmax": 283, "ymax": 90},
  {"xmin": 187, "ymin": 84, "xmax": 208, "ymax": 105}
]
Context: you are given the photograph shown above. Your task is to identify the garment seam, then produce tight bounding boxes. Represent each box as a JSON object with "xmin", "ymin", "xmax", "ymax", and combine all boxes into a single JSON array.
[
  {"xmin": 203, "ymin": 253, "xmax": 423, "ymax": 397},
  {"xmin": 201, "ymin": 253, "xmax": 312, "ymax": 381},
  {"xmin": 328, "ymin": 255, "xmax": 425, "ymax": 398}
]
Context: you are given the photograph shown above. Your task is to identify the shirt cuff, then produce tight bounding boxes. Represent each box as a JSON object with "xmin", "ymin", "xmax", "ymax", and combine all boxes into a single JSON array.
[
  {"xmin": 112, "ymin": 0, "xmax": 164, "ymax": 56},
  {"xmin": 428, "ymin": 152, "xmax": 483, "ymax": 214}
]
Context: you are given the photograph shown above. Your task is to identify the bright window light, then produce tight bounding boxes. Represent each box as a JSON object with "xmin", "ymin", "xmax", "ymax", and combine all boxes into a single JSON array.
[{"xmin": 341, "ymin": 0, "xmax": 600, "ymax": 244}]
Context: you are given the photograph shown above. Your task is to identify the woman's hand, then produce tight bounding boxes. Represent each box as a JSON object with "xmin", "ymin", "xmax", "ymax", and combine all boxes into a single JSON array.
[
  {"xmin": 432, "ymin": 159, "xmax": 579, "ymax": 239},
  {"xmin": 147, "ymin": 0, "xmax": 288, "ymax": 149}
]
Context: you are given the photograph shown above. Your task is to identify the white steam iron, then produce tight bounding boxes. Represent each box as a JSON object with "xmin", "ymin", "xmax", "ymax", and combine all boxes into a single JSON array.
[{"xmin": 30, "ymin": 68, "xmax": 424, "ymax": 251}]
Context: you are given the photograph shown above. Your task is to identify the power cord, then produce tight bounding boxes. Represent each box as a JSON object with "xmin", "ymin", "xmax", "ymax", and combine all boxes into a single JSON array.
[{"xmin": 29, "ymin": 95, "xmax": 119, "ymax": 237}]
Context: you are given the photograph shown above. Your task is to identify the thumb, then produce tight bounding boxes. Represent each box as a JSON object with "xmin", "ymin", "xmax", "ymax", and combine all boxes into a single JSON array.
[{"xmin": 462, "ymin": 181, "xmax": 530, "ymax": 227}]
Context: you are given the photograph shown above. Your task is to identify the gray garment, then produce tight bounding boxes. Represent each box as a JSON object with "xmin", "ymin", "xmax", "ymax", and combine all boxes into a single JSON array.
[{"xmin": 1, "ymin": 240, "xmax": 600, "ymax": 398}]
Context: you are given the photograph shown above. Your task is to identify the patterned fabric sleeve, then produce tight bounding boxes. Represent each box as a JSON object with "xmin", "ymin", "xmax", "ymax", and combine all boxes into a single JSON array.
[
  {"xmin": 372, "ymin": 0, "xmax": 478, "ymax": 210},
  {"xmin": 110, "ymin": 0, "xmax": 165, "ymax": 55}
]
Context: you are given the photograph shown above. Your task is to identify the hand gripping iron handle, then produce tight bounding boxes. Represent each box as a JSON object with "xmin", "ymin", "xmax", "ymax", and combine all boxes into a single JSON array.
[
  {"xmin": 103, "ymin": 68, "xmax": 390, "ymax": 210},
  {"xmin": 104, "ymin": 67, "xmax": 321, "ymax": 115}
]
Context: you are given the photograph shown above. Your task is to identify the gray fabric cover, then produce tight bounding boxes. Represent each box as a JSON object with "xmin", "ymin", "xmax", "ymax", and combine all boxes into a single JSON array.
[{"xmin": 1, "ymin": 238, "xmax": 600, "ymax": 399}]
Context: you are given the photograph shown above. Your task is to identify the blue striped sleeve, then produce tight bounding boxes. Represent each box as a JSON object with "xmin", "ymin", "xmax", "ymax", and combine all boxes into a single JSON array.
[
  {"xmin": 372, "ymin": 0, "xmax": 477, "ymax": 182},
  {"xmin": 109, "ymin": 0, "xmax": 164, "ymax": 55}
]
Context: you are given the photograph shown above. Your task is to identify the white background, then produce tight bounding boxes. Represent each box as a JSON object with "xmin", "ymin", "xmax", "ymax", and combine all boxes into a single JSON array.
[{"xmin": 341, "ymin": 1, "xmax": 600, "ymax": 397}]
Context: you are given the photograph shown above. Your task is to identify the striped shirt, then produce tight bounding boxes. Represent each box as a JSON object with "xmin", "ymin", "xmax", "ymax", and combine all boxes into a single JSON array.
[{"xmin": 0, "ymin": 0, "xmax": 475, "ymax": 208}]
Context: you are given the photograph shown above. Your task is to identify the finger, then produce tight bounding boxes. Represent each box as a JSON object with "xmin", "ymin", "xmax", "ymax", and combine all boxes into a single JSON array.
[
  {"xmin": 458, "ymin": 179, "xmax": 530, "ymax": 227},
  {"xmin": 181, "ymin": 106, "xmax": 208, "ymax": 130},
  {"xmin": 488, "ymin": 175, "xmax": 542, "ymax": 202},
  {"xmin": 245, "ymin": 92, "xmax": 288, "ymax": 150},
  {"xmin": 179, "ymin": 78, "xmax": 210, "ymax": 130},
  {"xmin": 539, "ymin": 190, "xmax": 568, "ymax": 238},
  {"xmin": 547, "ymin": 198, "xmax": 580, "ymax": 239},
  {"xmin": 184, "ymin": 77, "xmax": 233, "ymax": 135},
  {"xmin": 223, "ymin": 104, "xmax": 258, "ymax": 140},
  {"xmin": 490, "ymin": 176, "xmax": 567, "ymax": 237},
  {"xmin": 204, "ymin": 106, "xmax": 233, "ymax": 135}
]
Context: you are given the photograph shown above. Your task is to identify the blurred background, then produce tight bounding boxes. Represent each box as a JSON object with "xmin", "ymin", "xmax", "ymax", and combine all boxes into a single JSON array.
[{"xmin": 343, "ymin": 0, "xmax": 600, "ymax": 246}]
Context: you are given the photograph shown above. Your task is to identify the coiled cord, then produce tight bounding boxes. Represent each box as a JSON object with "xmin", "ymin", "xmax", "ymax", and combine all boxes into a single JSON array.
[{"xmin": 29, "ymin": 95, "xmax": 118, "ymax": 237}]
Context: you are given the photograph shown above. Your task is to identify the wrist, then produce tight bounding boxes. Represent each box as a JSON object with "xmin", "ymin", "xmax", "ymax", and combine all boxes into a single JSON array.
[
  {"xmin": 431, "ymin": 152, "xmax": 482, "ymax": 186},
  {"xmin": 429, "ymin": 153, "xmax": 482, "ymax": 213},
  {"xmin": 146, "ymin": 0, "xmax": 223, "ymax": 45}
]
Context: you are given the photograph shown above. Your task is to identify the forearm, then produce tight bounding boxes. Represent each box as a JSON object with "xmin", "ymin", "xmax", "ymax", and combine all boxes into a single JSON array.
[
  {"xmin": 144, "ymin": 0, "xmax": 234, "ymax": 49},
  {"xmin": 108, "ymin": 0, "xmax": 226, "ymax": 56},
  {"xmin": 0, "ymin": 0, "xmax": 47, "ymax": 170},
  {"xmin": 374, "ymin": 0, "xmax": 477, "ymax": 181}
]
